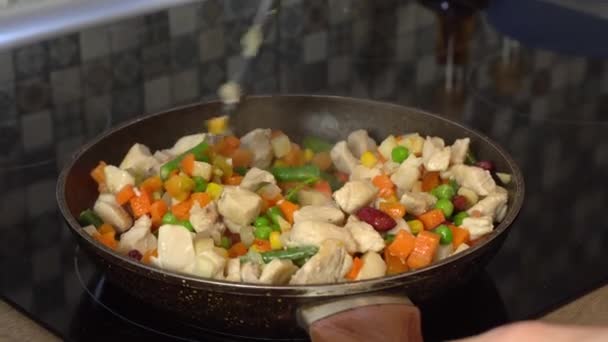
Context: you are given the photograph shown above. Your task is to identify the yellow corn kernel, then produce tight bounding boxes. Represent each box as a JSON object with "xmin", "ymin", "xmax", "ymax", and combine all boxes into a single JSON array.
[
  {"xmin": 207, "ymin": 116, "xmax": 229, "ymax": 135},
  {"xmin": 213, "ymin": 247, "xmax": 229, "ymax": 258},
  {"xmin": 205, "ymin": 182, "xmax": 224, "ymax": 200},
  {"xmin": 303, "ymin": 149, "xmax": 314, "ymax": 162},
  {"xmin": 273, "ymin": 159, "xmax": 287, "ymax": 167},
  {"xmin": 269, "ymin": 231, "xmax": 283, "ymax": 250},
  {"xmin": 407, "ymin": 219, "xmax": 424, "ymax": 235},
  {"xmin": 249, "ymin": 244, "xmax": 260, "ymax": 253},
  {"xmin": 386, "ymin": 195, "xmax": 398, "ymax": 203},
  {"xmin": 360, "ymin": 151, "xmax": 377, "ymax": 168}
]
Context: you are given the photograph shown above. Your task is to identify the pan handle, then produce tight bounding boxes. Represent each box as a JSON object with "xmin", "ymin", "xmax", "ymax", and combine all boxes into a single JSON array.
[{"xmin": 297, "ymin": 294, "xmax": 422, "ymax": 342}]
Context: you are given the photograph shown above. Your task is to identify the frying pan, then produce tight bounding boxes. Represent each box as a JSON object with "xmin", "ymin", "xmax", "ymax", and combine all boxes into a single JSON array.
[{"xmin": 57, "ymin": 95, "xmax": 524, "ymax": 341}]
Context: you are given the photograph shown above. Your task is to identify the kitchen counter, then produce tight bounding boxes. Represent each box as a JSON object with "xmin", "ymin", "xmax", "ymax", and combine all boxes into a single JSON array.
[{"xmin": 2, "ymin": 284, "xmax": 608, "ymax": 341}]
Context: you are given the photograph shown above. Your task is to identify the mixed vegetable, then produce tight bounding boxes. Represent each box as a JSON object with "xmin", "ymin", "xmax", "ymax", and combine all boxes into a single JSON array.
[{"xmin": 80, "ymin": 126, "xmax": 510, "ymax": 285}]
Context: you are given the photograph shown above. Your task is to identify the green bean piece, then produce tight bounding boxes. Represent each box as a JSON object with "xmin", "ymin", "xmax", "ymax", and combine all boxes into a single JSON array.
[
  {"xmin": 267, "ymin": 206, "xmax": 284, "ymax": 226},
  {"xmin": 180, "ymin": 220, "xmax": 195, "ymax": 232},
  {"xmin": 260, "ymin": 246, "xmax": 319, "ymax": 264},
  {"xmin": 320, "ymin": 172, "xmax": 343, "ymax": 191},
  {"xmin": 79, "ymin": 209, "xmax": 103, "ymax": 228},
  {"xmin": 271, "ymin": 165, "xmax": 321, "ymax": 182},
  {"xmin": 160, "ymin": 141, "xmax": 209, "ymax": 180},
  {"xmin": 465, "ymin": 150, "xmax": 477, "ymax": 165},
  {"xmin": 302, "ymin": 136, "xmax": 333, "ymax": 153}
]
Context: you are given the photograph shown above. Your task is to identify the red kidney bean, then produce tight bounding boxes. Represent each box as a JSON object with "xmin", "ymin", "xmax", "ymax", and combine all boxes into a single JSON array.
[
  {"xmin": 127, "ymin": 250, "xmax": 143, "ymax": 261},
  {"xmin": 356, "ymin": 207, "xmax": 396, "ymax": 232},
  {"xmin": 452, "ymin": 195, "xmax": 469, "ymax": 211},
  {"xmin": 475, "ymin": 160, "xmax": 495, "ymax": 172}
]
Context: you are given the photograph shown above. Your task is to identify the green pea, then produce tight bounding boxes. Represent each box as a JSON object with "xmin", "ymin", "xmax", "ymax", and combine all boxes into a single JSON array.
[
  {"xmin": 220, "ymin": 236, "xmax": 232, "ymax": 249},
  {"xmin": 434, "ymin": 224, "xmax": 453, "ymax": 245},
  {"xmin": 431, "ymin": 184, "xmax": 455, "ymax": 200},
  {"xmin": 254, "ymin": 216, "xmax": 270, "ymax": 228},
  {"xmin": 234, "ymin": 166, "xmax": 248, "ymax": 176},
  {"xmin": 193, "ymin": 176, "xmax": 208, "ymax": 192},
  {"xmin": 435, "ymin": 198, "xmax": 454, "ymax": 218},
  {"xmin": 254, "ymin": 225, "xmax": 272, "ymax": 240},
  {"xmin": 391, "ymin": 146, "xmax": 410, "ymax": 163},
  {"xmin": 162, "ymin": 212, "xmax": 178, "ymax": 225},
  {"xmin": 453, "ymin": 212, "xmax": 469, "ymax": 226}
]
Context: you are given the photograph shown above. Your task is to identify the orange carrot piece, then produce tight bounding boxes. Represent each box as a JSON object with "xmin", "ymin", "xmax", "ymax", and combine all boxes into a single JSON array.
[
  {"xmin": 90, "ymin": 161, "xmax": 107, "ymax": 185},
  {"xmin": 171, "ymin": 199, "xmax": 193, "ymax": 221},
  {"xmin": 216, "ymin": 135, "xmax": 240, "ymax": 156},
  {"xmin": 115, "ymin": 185, "xmax": 135, "ymax": 205},
  {"xmin": 278, "ymin": 199, "xmax": 299, "ymax": 224},
  {"xmin": 407, "ymin": 231, "xmax": 441, "ymax": 269},
  {"xmin": 230, "ymin": 148, "xmax": 253, "ymax": 168},
  {"xmin": 418, "ymin": 208, "xmax": 446, "ymax": 230},
  {"xmin": 378, "ymin": 187, "xmax": 396, "ymax": 199},
  {"xmin": 228, "ymin": 242, "xmax": 248, "ymax": 258},
  {"xmin": 314, "ymin": 180, "xmax": 332, "ymax": 196},
  {"xmin": 387, "ymin": 230, "xmax": 416, "ymax": 259},
  {"xmin": 98, "ymin": 223, "xmax": 115, "ymax": 235},
  {"xmin": 372, "ymin": 174, "xmax": 395, "ymax": 189},
  {"xmin": 94, "ymin": 232, "xmax": 118, "ymax": 250},
  {"xmin": 421, "ymin": 171, "xmax": 440, "ymax": 192},
  {"xmin": 129, "ymin": 190, "xmax": 152, "ymax": 218},
  {"xmin": 379, "ymin": 202, "xmax": 406, "ymax": 219},
  {"xmin": 142, "ymin": 249, "xmax": 158, "ymax": 264},
  {"xmin": 311, "ymin": 152, "xmax": 332, "ymax": 171},
  {"xmin": 140, "ymin": 176, "xmax": 163, "ymax": 194},
  {"xmin": 191, "ymin": 192, "xmax": 211, "ymax": 208},
  {"xmin": 385, "ymin": 248, "xmax": 409, "ymax": 275},
  {"xmin": 283, "ymin": 143, "xmax": 305, "ymax": 166},
  {"xmin": 346, "ymin": 257, "xmax": 364, "ymax": 280},
  {"xmin": 180, "ymin": 153, "xmax": 196, "ymax": 176},
  {"xmin": 253, "ymin": 239, "xmax": 272, "ymax": 252},
  {"xmin": 224, "ymin": 175, "xmax": 244, "ymax": 186},
  {"xmin": 449, "ymin": 224, "xmax": 470, "ymax": 248},
  {"xmin": 150, "ymin": 200, "xmax": 168, "ymax": 226}
]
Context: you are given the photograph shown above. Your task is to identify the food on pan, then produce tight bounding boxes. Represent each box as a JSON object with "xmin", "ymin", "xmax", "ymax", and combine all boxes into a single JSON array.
[{"xmin": 80, "ymin": 127, "xmax": 510, "ymax": 285}]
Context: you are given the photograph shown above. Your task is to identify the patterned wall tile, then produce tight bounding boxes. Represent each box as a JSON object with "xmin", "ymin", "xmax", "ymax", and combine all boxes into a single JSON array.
[
  {"xmin": 171, "ymin": 34, "xmax": 199, "ymax": 71},
  {"xmin": 224, "ymin": 18, "xmax": 249, "ymax": 56},
  {"xmin": 141, "ymin": 42, "xmax": 171, "ymax": 81},
  {"xmin": 0, "ymin": 81, "xmax": 16, "ymax": 120},
  {"xmin": 223, "ymin": 0, "xmax": 257, "ymax": 21},
  {"xmin": 79, "ymin": 25, "xmax": 110, "ymax": 61},
  {"xmin": 198, "ymin": 0, "xmax": 224, "ymax": 30},
  {"xmin": 169, "ymin": 3, "xmax": 200, "ymax": 37},
  {"xmin": 112, "ymin": 86, "xmax": 143, "ymax": 121},
  {"xmin": 50, "ymin": 67, "xmax": 81, "ymax": 105},
  {"xmin": 0, "ymin": 120, "xmax": 20, "ymax": 159},
  {"xmin": 0, "ymin": 51, "xmax": 15, "ymax": 82},
  {"xmin": 20, "ymin": 110, "xmax": 53, "ymax": 152},
  {"xmin": 199, "ymin": 27, "xmax": 225, "ymax": 62},
  {"xmin": 199, "ymin": 60, "xmax": 226, "ymax": 94},
  {"xmin": 13, "ymin": 43, "xmax": 48, "ymax": 80},
  {"xmin": 16, "ymin": 77, "xmax": 51, "ymax": 114},
  {"xmin": 144, "ymin": 76, "xmax": 170, "ymax": 113},
  {"xmin": 48, "ymin": 34, "xmax": 80, "ymax": 70},
  {"xmin": 171, "ymin": 68, "xmax": 200, "ymax": 104},
  {"xmin": 143, "ymin": 12, "xmax": 170, "ymax": 45},
  {"xmin": 329, "ymin": 0, "xmax": 354, "ymax": 25},
  {"xmin": 303, "ymin": 31, "xmax": 328, "ymax": 63},
  {"xmin": 112, "ymin": 49, "xmax": 142, "ymax": 89},
  {"xmin": 328, "ymin": 22, "xmax": 352, "ymax": 57},
  {"xmin": 328, "ymin": 55, "xmax": 351, "ymax": 85},
  {"xmin": 52, "ymin": 101, "xmax": 84, "ymax": 140},
  {"xmin": 84, "ymin": 95, "xmax": 111, "ymax": 136},
  {"xmin": 108, "ymin": 17, "xmax": 145, "ymax": 53},
  {"xmin": 82, "ymin": 57, "xmax": 113, "ymax": 96},
  {"xmin": 303, "ymin": 0, "xmax": 328, "ymax": 34}
]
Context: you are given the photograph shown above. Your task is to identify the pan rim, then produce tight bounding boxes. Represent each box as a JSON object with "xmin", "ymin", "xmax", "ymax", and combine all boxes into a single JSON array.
[{"xmin": 57, "ymin": 94, "xmax": 525, "ymax": 297}]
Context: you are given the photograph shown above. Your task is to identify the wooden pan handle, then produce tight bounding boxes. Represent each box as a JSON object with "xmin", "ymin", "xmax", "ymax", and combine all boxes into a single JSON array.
[{"xmin": 298, "ymin": 295, "xmax": 423, "ymax": 342}]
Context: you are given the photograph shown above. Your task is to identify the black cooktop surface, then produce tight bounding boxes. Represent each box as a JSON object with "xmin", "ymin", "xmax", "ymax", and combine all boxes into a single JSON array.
[{"xmin": 2, "ymin": 0, "xmax": 608, "ymax": 341}]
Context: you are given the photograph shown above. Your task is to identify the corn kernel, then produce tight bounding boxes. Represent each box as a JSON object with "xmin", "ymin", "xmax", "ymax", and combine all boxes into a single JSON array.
[
  {"xmin": 207, "ymin": 116, "xmax": 229, "ymax": 135},
  {"xmin": 269, "ymin": 231, "xmax": 283, "ymax": 250},
  {"xmin": 303, "ymin": 149, "xmax": 314, "ymax": 162},
  {"xmin": 407, "ymin": 219, "xmax": 424, "ymax": 236},
  {"xmin": 213, "ymin": 247, "xmax": 229, "ymax": 258},
  {"xmin": 205, "ymin": 182, "xmax": 224, "ymax": 200},
  {"xmin": 360, "ymin": 151, "xmax": 377, "ymax": 168},
  {"xmin": 386, "ymin": 195, "xmax": 398, "ymax": 203},
  {"xmin": 273, "ymin": 159, "xmax": 287, "ymax": 167},
  {"xmin": 249, "ymin": 244, "xmax": 260, "ymax": 253}
]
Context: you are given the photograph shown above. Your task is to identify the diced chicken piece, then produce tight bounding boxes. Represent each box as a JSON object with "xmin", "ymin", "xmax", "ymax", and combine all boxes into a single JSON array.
[
  {"xmin": 399, "ymin": 133, "xmax": 425, "ymax": 156},
  {"xmin": 422, "ymin": 137, "xmax": 451, "ymax": 172},
  {"xmin": 82, "ymin": 225, "xmax": 97, "ymax": 236},
  {"xmin": 288, "ymin": 221, "xmax": 357, "ymax": 253},
  {"xmin": 399, "ymin": 192, "xmax": 437, "ymax": 216},
  {"xmin": 345, "ymin": 221, "xmax": 385, "ymax": 253},
  {"xmin": 451, "ymin": 165, "xmax": 496, "ymax": 196},
  {"xmin": 241, "ymin": 262, "xmax": 261, "ymax": 283},
  {"xmin": 433, "ymin": 244, "xmax": 454, "ymax": 261},
  {"xmin": 339, "ymin": 254, "xmax": 353, "ymax": 281},
  {"xmin": 467, "ymin": 190, "xmax": 508, "ymax": 222},
  {"xmin": 193, "ymin": 237, "xmax": 215, "ymax": 255},
  {"xmin": 240, "ymin": 167, "xmax": 276, "ymax": 191},
  {"xmin": 119, "ymin": 143, "xmax": 158, "ymax": 174},
  {"xmin": 192, "ymin": 249, "xmax": 226, "ymax": 279},
  {"xmin": 290, "ymin": 239, "xmax": 349, "ymax": 285},
  {"xmin": 217, "ymin": 187, "xmax": 262, "ymax": 227},
  {"xmin": 153, "ymin": 149, "xmax": 174, "ymax": 164},
  {"xmin": 192, "ymin": 161, "xmax": 213, "ymax": 180},
  {"xmin": 259, "ymin": 259, "xmax": 299, "ymax": 285},
  {"xmin": 496, "ymin": 204, "xmax": 508, "ymax": 223},
  {"xmin": 378, "ymin": 135, "xmax": 397, "ymax": 160},
  {"xmin": 189, "ymin": 202, "xmax": 225, "ymax": 242},
  {"xmin": 171, "ymin": 133, "xmax": 206, "ymax": 155},
  {"xmin": 347, "ymin": 129, "xmax": 377, "ymax": 158},
  {"xmin": 118, "ymin": 215, "xmax": 157, "ymax": 254},
  {"xmin": 330, "ymin": 141, "xmax": 359, "ymax": 174},
  {"xmin": 225, "ymin": 258, "xmax": 242, "ymax": 282},
  {"xmin": 241, "ymin": 129, "xmax": 273, "ymax": 169},
  {"xmin": 452, "ymin": 243, "xmax": 470, "ymax": 255},
  {"xmin": 450, "ymin": 138, "xmax": 470, "ymax": 165},
  {"xmin": 391, "ymin": 156, "xmax": 421, "ymax": 191},
  {"xmin": 381, "ymin": 161, "xmax": 400, "ymax": 176},
  {"xmin": 271, "ymin": 133, "xmax": 291, "ymax": 158},
  {"xmin": 156, "ymin": 224, "xmax": 195, "ymax": 273},
  {"xmin": 355, "ymin": 252, "xmax": 387, "ymax": 280},
  {"xmin": 297, "ymin": 189, "xmax": 332, "ymax": 207},
  {"xmin": 333, "ymin": 180, "xmax": 378, "ymax": 214},
  {"xmin": 346, "ymin": 214, "xmax": 360, "ymax": 225},
  {"xmin": 350, "ymin": 164, "xmax": 381, "ymax": 181},
  {"xmin": 411, "ymin": 181, "xmax": 423, "ymax": 193},
  {"xmin": 387, "ymin": 218, "xmax": 411, "ymax": 235},
  {"xmin": 457, "ymin": 187, "xmax": 479, "ymax": 206},
  {"xmin": 293, "ymin": 205, "xmax": 345, "ymax": 225},
  {"xmin": 103, "ymin": 165, "xmax": 135, "ymax": 194},
  {"xmin": 93, "ymin": 194, "xmax": 133, "ymax": 232},
  {"xmin": 462, "ymin": 216, "xmax": 494, "ymax": 240}
]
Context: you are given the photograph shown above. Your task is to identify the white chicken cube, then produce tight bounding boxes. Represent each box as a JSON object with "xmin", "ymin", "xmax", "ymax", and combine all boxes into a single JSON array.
[
  {"xmin": 450, "ymin": 138, "xmax": 470, "ymax": 165},
  {"xmin": 103, "ymin": 165, "xmax": 135, "ymax": 194},
  {"xmin": 217, "ymin": 187, "xmax": 262, "ymax": 227},
  {"xmin": 399, "ymin": 133, "xmax": 425, "ymax": 156},
  {"xmin": 422, "ymin": 137, "xmax": 451, "ymax": 172},
  {"xmin": 293, "ymin": 205, "xmax": 345, "ymax": 225},
  {"xmin": 225, "ymin": 258, "xmax": 242, "ymax": 282},
  {"xmin": 171, "ymin": 133, "xmax": 206, "ymax": 155},
  {"xmin": 330, "ymin": 141, "xmax": 359, "ymax": 174},
  {"xmin": 241, "ymin": 129, "xmax": 273, "ymax": 169},
  {"xmin": 378, "ymin": 135, "xmax": 397, "ymax": 160},
  {"xmin": 355, "ymin": 252, "xmax": 387, "ymax": 280},
  {"xmin": 271, "ymin": 134, "xmax": 292, "ymax": 158},
  {"xmin": 192, "ymin": 249, "xmax": 226, "ymax": 279},
  {"xmin": 462, "ymin": 216, "xmax": 494, "ymax": 240},
  {"xmin": 189, "ymin": 202, "xmax": 225, "ymax": 242},
  {"xmin": 156, "ymin": 224, "xmax": 196, "ymax": 273},
  {"xmin": 381, "ymin": 161, "xmax": 400, "ymax": 176},
  {"xmin": 241, "ymin": 262, "xmax": 262, "ymax": 283},
  {"xmin": 433, "ymin": 244, "xmax": 454, "ymax": 261},
  {"xmin": 451, "ymin": 243, "xmax": 470, "ymax": 255},
  {"xmin": 259, "ymin": 259, "xmax": 299, "ymax": 285},
  {"xmin": 240, "ymin": 167, "xmax": 276, "ymax": 191},
  {"xmin": 345, "ymin": 221, "xmax": 385, "ymax": 253},
  {"xmin": 347, "ymin": 129, "xmax": 377, "ymax": 158},
  {"xmin": 451, "ymin": 164, "xmax": 496, "ymax": 196},
  {"xmin": 339, "ymin": 254, "xmax": 353, "ymax": 281},
  {"xmin": 349, "ymin": 164, "xmax": 381, "ymax": 181},
  {"xmin": 390, "ymin": 161, "xmax": 420, "ymax": 192},
  {"xmin": 399, "ymin": 191, "xmax": 437, "ymax": 216},
  {"xmin": 467, "ymin": 190, "xmax": 508, "ymax": 222},
  {"xmin": 288, "ymin": 221, "xmax": 357, "ymax": 253},
  {"xmin": 387, "ymin": 218, "xmax": 411, "ymax": 235},
  {"xmin": 93, "ymin": 194, "xmax": 133, "ymax": 232},
  {"xmin": 290, "ymin": 239, "xmax": 349, "ymax": 285},
  {"xmin": 297, "ymin": 189, "xmax": 332, "ymax": 207},
  {"xmin": 117, "ymin": 215, "xmax": 157, "ymax": 254},
  {"xmin": 191, "ymin": 161, "xmax": 213, "ymax": 180},
  {"xmin": 119, "ymin": 143, "xmax": 158, "ymax": 175},
  {"xmin": 333, "ymin": 180, "xmax": 378, "ymax": 214}
]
